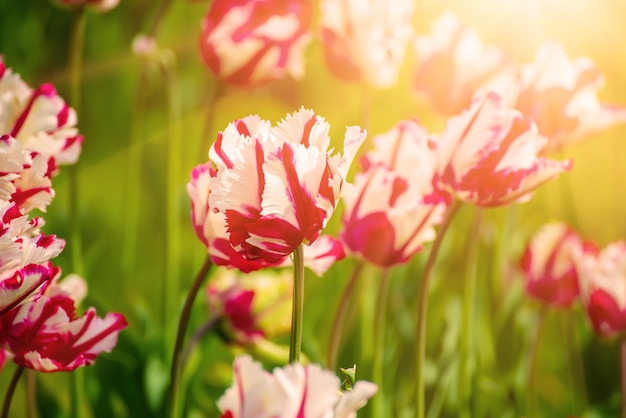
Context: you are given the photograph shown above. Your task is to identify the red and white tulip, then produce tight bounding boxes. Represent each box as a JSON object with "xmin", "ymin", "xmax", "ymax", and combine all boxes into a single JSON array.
[
  {"xmin": 576, "ymin": 241, "xmax": 626, "ymax": 338},
  {"xmin": 188, "ymin": 163, "xmax": 346, "ymax": 274},
  {"xmin": 199, "ymin": 0, "xmax": 313, "ymax": 87},
  {"xmin": 0, "ymin": 59, "xmax": 83, "ymax": 174},
  {"xmin": 342, "ymin": 121, "xmax": 447, "ymax": 267},
  {"xmin": 512, "ymin": 41, "xmax": 626, "ymax": 152},
  {"xmin": 437, "ymin": 91, "xmax": 572, "ymax": 207},
  {"xmin": 520, "ymin": 222, "xmax": 588, "ymax": 308},
  {"xmin": 207, "ymin": 269, "xmax": 292, "ymax": 344},
  {"xmin": 1, "ymin": 272, "xmax": 126, "ymax": 373},
  {"xmin": 414, "ymin": 12, "xmax": 511, "ymax": 115},
  {"xmin": 320, "ymin": 0, "xmax": 414, "ymax": 87},
  {"xmin": 218, "ymin": 355, "xmax": 377, "ymax": 418},
  {"xmin": 207, "ymin": 108, "xmax": 365, "ymax": 263}
]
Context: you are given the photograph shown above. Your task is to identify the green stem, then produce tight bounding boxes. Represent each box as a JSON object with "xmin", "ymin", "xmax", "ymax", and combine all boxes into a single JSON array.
[
  {"xmin": 415, "ymin": 201, "xmax": 462, "ymax": 418},
  {"xmin": 120, "ymin": 69, "xmax": 147, "ymax": 281},
  {"xmin": 161, "ymin": 61, "xmax": 181, "ymax": 336},
  {"xmin": 527, "ymin": 306, "xmax": 549, "ymax": 417},
  {"xmin": 167, "ymin": 255, "xmax": 213, "ymax": 418},
  {"xmin": 1, "ymin": 366, "xmax": 24, "ymax": 418},
  {"xmin": 199, "ymin": 83, "xmax": 226, "ymax": 161},
  {"xmin": 561, "ymin": 310, "xmax": 587, "ymax": 413},
  {"xmin": 68, "ymin": 6, "xmax": 86, "ymax": 277},
  {"xmin": 621, "ymin": 339, "xmax": 626, "ymax": 418},
  {"xmin": 68, "ymin": 8, "xmax": 87, "ymax": 418},
  {"xmin": 557, "ymin": 149, "xmax": 580, "ymax": 229},
  {"xmin": 360, "ymin": 84, "xmax": 371, "ymax": 131},
  {"xmin": 148, "ymin": 0, "xmax": 174, "ymax": 37},
  {"xmin": 180, "ymin": 316, "xmax": 219, "ymax": 366},
  {"xmin": 26, "ymin": 370, "xmax": 36, "ymax": 418},
  {"xmin": 372, "ymin": 268, "xmax": 392, "ymax": 417},
  {"xmin": 327, "ymin": 261, "xmax": 364, "ymax": 370},
  {"xmin": 459, "ymin": 208, "xmax": 482, "ymax": 418},
  {"xmin": 289, "ymin": 245, "xmax": 305, "ymax": 363}
]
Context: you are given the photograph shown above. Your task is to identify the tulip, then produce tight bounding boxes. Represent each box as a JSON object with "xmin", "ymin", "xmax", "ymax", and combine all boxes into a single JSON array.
[
  {"xmin": 199, "ymin": 0, "xmax": 313, "ymax": 87},
  {"xmin": 320, "ymin": 0, "xmax": 414, "ymax": 88},
  {"xmin": 218, "ymin": 355, "xmax": 377, "ymax": 418},
  {"xmin": 207, "ymin": 108, "xmax": 365, "ymax": 263},
  {"xmin": 342, "ymin": 120, "xmax": 447, "ymax": 266},
  {"xmin": 413, "ymin": 12, "xmax": 511, "ymax": 115},
  {"xmin": 576, "ymin": 241, "xmax": 626, "ymax": 338},
  {"xmin": 520, "ymin": 222, "xmax": 586, "ymax": 307},
  {"xmin": 437, "ymin": 91, "xmax": 572, "ymax": 207}
]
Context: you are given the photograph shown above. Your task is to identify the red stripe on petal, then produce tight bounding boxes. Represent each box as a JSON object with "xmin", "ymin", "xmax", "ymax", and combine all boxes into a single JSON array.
[
  {"xmin": 214, "ymin": 133, "xmax": 235, "ymax": 169},
  {"xmin": 300, "ymin": 114, "xmax": 317, "ymax": 147},
  {"xmin": 279, "ymin": 145, "xmax": 323, "ymax": 244}
]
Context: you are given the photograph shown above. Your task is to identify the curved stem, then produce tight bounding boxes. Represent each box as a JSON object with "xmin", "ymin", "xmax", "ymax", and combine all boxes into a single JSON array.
[
  {"xmin": 527, "ymin": 306, "xmax": 549, "ymax": 417},
  {"xmin": 167, "ymin": 255, "xmax": 213, "ymax": 418},
  {"xmin": 180, "ymin": 316, "xmax": 219, "ymax": 366},
  {"xmin": 327, "ymin": 261, "xmax": 364, "ymax": 370},
  {"xmin": 415, "ymin": 201, "xmax": 462, "ymax": 418},
  {"xmin": 289, "ymin": 245, "xmax": 305, "ymax": 363},
  {"xmin": 2, "ymin": 366, "xmax": 24, "ymax": 418},
  {"xmin": 372, "ymin": 268, "xmax": 392, "ymax": 417}
]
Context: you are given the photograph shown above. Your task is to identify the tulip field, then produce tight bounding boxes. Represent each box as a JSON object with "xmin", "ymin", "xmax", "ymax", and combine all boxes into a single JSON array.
[{"xmin": 1, "ymin": 0, "xmax": 626, "ymax": 417}]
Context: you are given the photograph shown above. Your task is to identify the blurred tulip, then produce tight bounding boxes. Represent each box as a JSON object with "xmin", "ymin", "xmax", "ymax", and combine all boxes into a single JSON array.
[
  {"xmin": 320, "ymin": 0, "xmax": 414, "ymax": 88},
  {"xmin": 207, "ymin": 108, "xmax": 365, "ymax": 263},
  {"xmin": 218, "ymin": 354, "xmax": 377, "ymax": 417},
  {"xmin": 207, "ymin": 269, "xmax": 292, "ymax": 344},
  {"xmin": 342, "ymin": 121, "xmax": 447, "ymax": 267},
  {"xmin": 512, "ymin": 41, "xmax": 626, "ymax": 152},
  {"xmin": 437, "ymin": 91, "xmax": 572, "ymax": 207},
  {"xmin": 520, "ymin": 222, "xmax": 587, "ymax": 308},
  {"xmin": 576, "ymin": 241, "xmax": 626, "ymax": 338},
  {"xmin": 413, "ymin": 12, "xmax": 512, "ymax": 115},
  {"xmin": 199, "ymin": 0, "xmax": 313, "ymax": 87},
  {"xmin": 0, "ymin": 59, "xmax": 83, "ymax": 175}
]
